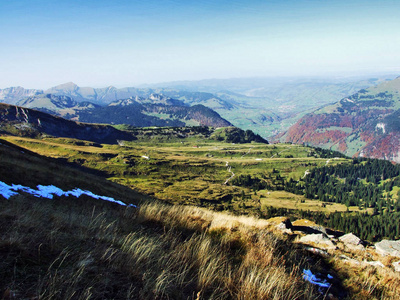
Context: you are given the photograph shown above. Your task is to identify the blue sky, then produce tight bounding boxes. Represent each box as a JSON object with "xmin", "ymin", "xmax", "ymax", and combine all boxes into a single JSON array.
[{"xmin": 1, "ymin": 0, "xmax": 400, "ymax": 89}]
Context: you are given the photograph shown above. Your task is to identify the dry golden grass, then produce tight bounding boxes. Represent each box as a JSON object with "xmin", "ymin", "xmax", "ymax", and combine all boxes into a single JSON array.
[
  {"xmin": 329, "ymin": 255, "xmax": 400, "ymax": 299},
  {"xmin": 3, "ymin": 188, "xmax": 400, "ymax": 299},
  {"xmin": 2, "ymin": 136, "xmax": 400, "ymax": 299},
  {"xmin": 1, "ymin": 191, "xmax": 324, "ymax": 300}
]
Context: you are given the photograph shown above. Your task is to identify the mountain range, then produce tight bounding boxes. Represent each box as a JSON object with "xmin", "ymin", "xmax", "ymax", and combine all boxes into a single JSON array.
[
  {"xmin": 14, "ymin": 92, "xmax": 231, "ymax": 128},
  {"xmin": 1, "ymin": 76, "xmax": 392, "ymax": 139},
  {"xmin": 2, "ymin": 76, "xmax": 400, "ymax": 161}
]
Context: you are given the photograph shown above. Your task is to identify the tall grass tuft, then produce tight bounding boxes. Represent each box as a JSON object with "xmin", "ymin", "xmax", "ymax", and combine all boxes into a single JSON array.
[{"xmin": 1, "ymin": 193, "xmax": 322, "ymax": 299}]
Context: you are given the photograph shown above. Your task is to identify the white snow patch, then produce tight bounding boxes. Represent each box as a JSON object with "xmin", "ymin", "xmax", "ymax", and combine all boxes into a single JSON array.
[
  {"xmin": 0, "ymin": 180, "xmax": 136, "ymax": 207},
  {"xmin": 0, "ymin": 181, "xmax": 18, "ymax": 199},
  {"xmin": 376, "ymin": 123, "xmax": 386, "ymax": 134}
]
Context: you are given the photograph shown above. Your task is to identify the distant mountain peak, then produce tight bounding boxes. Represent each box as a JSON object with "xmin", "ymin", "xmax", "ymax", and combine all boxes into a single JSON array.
[{"xmin": 51, "ymin": 82, "xmax": 79, "ymax": 91}]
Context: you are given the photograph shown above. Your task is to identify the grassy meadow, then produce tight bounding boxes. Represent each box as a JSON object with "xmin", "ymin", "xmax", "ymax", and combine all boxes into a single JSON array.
[
  {"xmin": 1, "ymin": 134, "xmax": 360, "ymax": 218},
  {"xmin": 1, "ymin": 134, "xmax": 400, "ymax": 299}
]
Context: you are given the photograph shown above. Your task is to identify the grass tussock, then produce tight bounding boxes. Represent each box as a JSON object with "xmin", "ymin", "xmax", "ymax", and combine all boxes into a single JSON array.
[
  {"xmin": 329, "ymin": 252, "xmax": 400, "ymax": 299},
  {"xmin": 1, "ymin": 193, "xmax": 323, "ymax": 299},
  {"xmin": 2, "ymin": 193, "xmax": 400, "ymax": 299}
]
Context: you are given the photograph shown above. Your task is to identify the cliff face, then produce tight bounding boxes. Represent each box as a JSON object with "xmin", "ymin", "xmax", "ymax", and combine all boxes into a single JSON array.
[{"xmin": 285, "ymin": 77, "xmax": 400, "ymax": 162}]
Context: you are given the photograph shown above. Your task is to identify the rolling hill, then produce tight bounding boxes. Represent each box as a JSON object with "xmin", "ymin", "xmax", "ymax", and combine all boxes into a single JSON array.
[{"xmin": 284, "ymin": 76, "xmax": 400, "ymax": 162}]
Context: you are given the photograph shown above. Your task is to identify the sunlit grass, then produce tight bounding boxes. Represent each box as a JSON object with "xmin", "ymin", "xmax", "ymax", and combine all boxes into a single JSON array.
[
  {"xmin": 1, "ymin": 135, "xmax": 358, "ymax": 216},
  {"xmin": 1, "ymin": 136, "xmax": 399, "ymax": 299}
]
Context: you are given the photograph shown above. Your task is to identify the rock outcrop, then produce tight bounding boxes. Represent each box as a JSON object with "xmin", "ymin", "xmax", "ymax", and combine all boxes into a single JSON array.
[
  {"xmin": 375, "ymin": 240, "xmax": 400, "ymax": 257},
  {"xmin": 392, "ymin": 261, "xmax": 400, "ymax": 272},
  {"xmin": 339, "ymin": 233, "xmax": 365, "ymax": 250},
  {"xmin": 299, "ymin": 233, "xmax": 336, "ymax": 250}
]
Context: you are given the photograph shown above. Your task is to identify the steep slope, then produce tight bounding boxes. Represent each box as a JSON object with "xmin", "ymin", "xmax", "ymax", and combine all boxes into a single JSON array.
[
  {"xmin": 0, "ymin": 103, "xmax": 135, "ymax": 144},
  {"xmin": 285, "ymin": 76, "xmax": 400, "ymax": 162}
]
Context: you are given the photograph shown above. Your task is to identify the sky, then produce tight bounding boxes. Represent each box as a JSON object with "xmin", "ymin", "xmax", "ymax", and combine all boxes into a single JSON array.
[{"xmin": 1, "ymin": 0, "xmax": 400, "ymax": 89}]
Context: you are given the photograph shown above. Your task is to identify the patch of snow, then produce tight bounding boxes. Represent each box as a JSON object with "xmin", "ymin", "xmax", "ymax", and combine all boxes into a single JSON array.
[
  {"xmin": 0, "ymin": 180, "xmax": 136, "ymax": 208},
  {"xmin": 303, "ymin": 269, "xmax": 331, "ymax": 288},
  {"xmin": 37, "ymin": 185, "xmax": 65, "ymax": 199},
  {"xmin": 343, "ymin": 98, "xmax": 354, "ymax": 103},
  {"xmin": 0, "ymin": 181, "xmax": 18, "ymax": 199},
  {"xmin": 375, "ymin": 123, "xmax": 386, "ymax": 134}
]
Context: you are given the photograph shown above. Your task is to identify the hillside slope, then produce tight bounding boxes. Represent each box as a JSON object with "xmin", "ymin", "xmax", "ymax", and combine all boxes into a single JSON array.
[
  {"xmin": 0, "ymin": 103, "xmax": 135, "ymax": 144},
  {"xmin": 2, "ymin": 134, "xmax": 400, "ymax": 299},
  {"xmin": 285, "ymin": 76, "xmax": 400, "ymax": 162}
]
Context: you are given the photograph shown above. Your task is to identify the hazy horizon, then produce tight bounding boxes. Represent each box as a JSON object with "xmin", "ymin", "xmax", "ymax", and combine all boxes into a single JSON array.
[{"xmin": 1, "ymin": 0, "xmax": 400, "ymax": 89}]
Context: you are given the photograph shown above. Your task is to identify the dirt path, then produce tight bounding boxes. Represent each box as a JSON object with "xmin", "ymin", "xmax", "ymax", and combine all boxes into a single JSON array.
[
  {"xmin": 241, "ymin": 146, "xmax": 254, "ymax": 158},
  {"xmin": 302, "ymin": 169, "xmax": 310, "ymax": 179},
  {"xmin": 270, "ymin": 147, "xmax": 290, "ymax": 158},
  {"xmin": 223, "ymin": 161, "xmax": 235, "ymax": 185}
]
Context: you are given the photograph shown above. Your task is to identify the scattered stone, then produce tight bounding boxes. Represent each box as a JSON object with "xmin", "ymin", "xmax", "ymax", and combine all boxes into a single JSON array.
[
  {"xmin": 375, "ymin": 240, "xmax": 400, "ymax": 257},
  {"xmin": 338, "ymin": 254, "xmax": 360, "ymax": 265},
  {"xmin": 339, "ymin": 233, "xmax": 361, "ymax": 245},
  {"xmin": 364, "ymin": 260, "xmax": 385, "ymax": 268},
  {"xmin": 339, "ymin": 233, "xmax": 365, "ymax": 250},
  {"xmin": 275, "ymin": 218, "xmax": 293, "ymax": 234},
  {"xmin": 309, "ymin": 225, "xmax": 328, "ymax": 235},
  {"xmin": 392, "ymin": 261, "xmax": 400, "ymax": 272},
  {"xmin": 299, "ymin": 233, "xmax": 336, "ymax": 250},
  {"xmin": 305, "ymin": 247, "xmax": 329, "ymax": 257}
]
